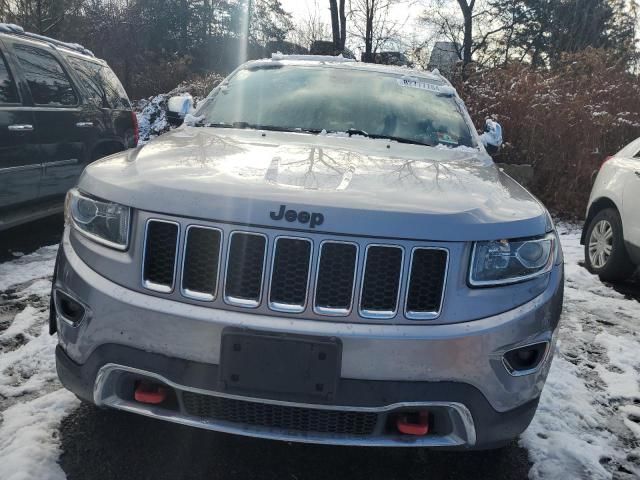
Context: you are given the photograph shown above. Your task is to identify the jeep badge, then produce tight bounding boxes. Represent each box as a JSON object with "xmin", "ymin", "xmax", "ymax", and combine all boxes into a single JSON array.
[{"xmin": 270, "ymin": 205, "xmax": 324, "ymax": 229}]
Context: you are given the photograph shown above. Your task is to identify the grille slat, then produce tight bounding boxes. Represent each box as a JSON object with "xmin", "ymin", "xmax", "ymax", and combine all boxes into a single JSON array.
[
  {"xmin": 314, "ymin": 242, "xmax": 358, "ymax": 315},
  {"xmin": 181, "ymin": 227, "xmax": 222, "ymax": 301},
  {"xmin": 360, "ymin": 246, "xmax": 403, "ymax": 317},
  {"xmin": 406, "ymin": 248, "xmax": 448, "ymax": 318},
  {"xmin": 143, "ymin": 220, "xmax": 179, "ymax": 292},
  {"xmin": 224, "ymin": 232, "xmax": 267, "ymax": 306},
  {"xmin": 269, "ymin": 238, "xmax": 312, "ymax": 312},
  {"xmin": 182, "ymin": 392, "xmax": 378, "ymax": 436}
]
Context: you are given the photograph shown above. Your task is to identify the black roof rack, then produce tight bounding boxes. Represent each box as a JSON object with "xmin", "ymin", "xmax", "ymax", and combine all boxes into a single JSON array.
[{"xmin": 0, "ymin": 23, "xmax": 95, "ymax": 57}]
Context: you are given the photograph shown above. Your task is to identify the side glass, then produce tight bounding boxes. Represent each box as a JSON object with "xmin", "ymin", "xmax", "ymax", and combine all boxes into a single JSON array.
[{"xmin": 14, "ymin": 44, "xmax": 77, "ymax": 106}]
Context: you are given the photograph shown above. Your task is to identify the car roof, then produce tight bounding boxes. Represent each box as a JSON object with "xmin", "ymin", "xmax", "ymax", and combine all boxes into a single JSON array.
[
  {"xmin": 244, "ymin": 54, "xmax": 450, "ymax": 86},
  {"xmin": 0, "ymin": 23, "xmax": 105, "ymax": 65}
]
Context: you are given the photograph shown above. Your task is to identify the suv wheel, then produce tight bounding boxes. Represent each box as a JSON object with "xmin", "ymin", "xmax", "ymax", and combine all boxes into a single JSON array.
[{"xmin": 584, "ymin": 208, "xmax": 636, "ymax": 281}]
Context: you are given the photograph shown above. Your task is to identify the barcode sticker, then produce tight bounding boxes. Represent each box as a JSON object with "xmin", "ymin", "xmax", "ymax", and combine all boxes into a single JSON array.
[{"xmin": 397, "ymin": 78, "xmax": 445, "ymax": 92}]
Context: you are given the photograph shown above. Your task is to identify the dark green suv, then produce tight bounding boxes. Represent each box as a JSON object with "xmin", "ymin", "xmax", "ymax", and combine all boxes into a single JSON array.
[{"xmin": 0, "ymin": 24, "xmax": 137, "ymax": 231}]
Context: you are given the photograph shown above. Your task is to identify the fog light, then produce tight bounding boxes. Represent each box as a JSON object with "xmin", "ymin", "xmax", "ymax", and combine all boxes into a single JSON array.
[{"xmin": 503, "ymin": 342, "xmax": 548, "ymax": 375}]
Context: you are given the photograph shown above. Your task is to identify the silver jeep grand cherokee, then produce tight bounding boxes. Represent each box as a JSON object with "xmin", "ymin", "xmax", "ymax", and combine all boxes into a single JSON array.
[{"xmin": 52, "ymin": 56, "xmax": 564, "ymax": 449}]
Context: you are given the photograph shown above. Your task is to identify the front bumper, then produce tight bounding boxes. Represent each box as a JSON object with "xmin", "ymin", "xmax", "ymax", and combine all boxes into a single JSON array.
[{"xmin": 54, "ymin": 233, "xmax": 563, "ymax": 448}]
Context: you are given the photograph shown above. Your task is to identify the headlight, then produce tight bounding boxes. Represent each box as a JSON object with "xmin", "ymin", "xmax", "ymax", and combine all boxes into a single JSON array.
[
  {"xmin": 469, "ymin": 233, "xmax": 556, "ymax": 286},
  {"xmin": 65, "ymin": 189, "xmax": 131, "ymax": 250}
]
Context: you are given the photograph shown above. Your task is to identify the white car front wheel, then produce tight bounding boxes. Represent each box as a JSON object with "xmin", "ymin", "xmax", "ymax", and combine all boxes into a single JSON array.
[{"xmin": 584, "ymin": 208, "xmax": 636, "ymax": 281}]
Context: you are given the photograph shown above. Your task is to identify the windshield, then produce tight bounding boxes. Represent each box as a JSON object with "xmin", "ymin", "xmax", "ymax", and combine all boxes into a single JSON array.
[{"xmin": 197, "ymin": 65, "xmax": 475, "ymax": 148}]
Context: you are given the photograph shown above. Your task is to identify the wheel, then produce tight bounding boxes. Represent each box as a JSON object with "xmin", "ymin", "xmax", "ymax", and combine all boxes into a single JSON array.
[{"xmin": 584, "ymin": 208, "xmax": 636, "ymax": 281}]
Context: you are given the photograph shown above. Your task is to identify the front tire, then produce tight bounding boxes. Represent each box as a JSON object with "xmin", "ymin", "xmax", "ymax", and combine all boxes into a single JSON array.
[{"xmin": 584, "ymin": 208, "xmax": 636, "ymax": 281}]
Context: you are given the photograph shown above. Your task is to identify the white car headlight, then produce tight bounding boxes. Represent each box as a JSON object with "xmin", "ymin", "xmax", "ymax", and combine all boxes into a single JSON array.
[
  {"xmin": 65, "ymin": 189, "xmax": 131, "ymax": 250},
  {"xmin": 469, "ymin": 233, "xmax": 556, "ymax": 286}
]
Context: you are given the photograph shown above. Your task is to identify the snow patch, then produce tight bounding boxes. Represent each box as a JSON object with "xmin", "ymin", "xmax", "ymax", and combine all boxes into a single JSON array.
[
  {"xmin": 0, "ymin": 245, "xmax": 58, "ymax": 291},
  {"xmin": 522, "ymin": 225, "xmax": 640, "ymax": 479},
  {"xmin": 0, "ymin": 245, "xmax": 79, "ymax": 480},
  {"xmin": 0, "ymin": 389, "xmax": 79, "ymax": 480}
]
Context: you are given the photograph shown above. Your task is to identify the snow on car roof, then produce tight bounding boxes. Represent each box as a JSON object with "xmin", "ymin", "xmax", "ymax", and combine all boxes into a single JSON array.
[{"xmin": 246, "ymin": 54, "xmax": 451, "ymax": 88}]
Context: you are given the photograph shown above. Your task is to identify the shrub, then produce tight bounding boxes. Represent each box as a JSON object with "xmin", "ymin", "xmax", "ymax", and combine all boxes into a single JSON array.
[{"xmin": 458, "ymin": 49, "xmax": 640, "ymax": 217}]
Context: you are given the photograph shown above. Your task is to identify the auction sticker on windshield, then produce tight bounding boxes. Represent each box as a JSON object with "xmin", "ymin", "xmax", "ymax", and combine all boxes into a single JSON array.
[{"xmin": 397, "ymin": 78, "xmax": 446, "ymax": 92}]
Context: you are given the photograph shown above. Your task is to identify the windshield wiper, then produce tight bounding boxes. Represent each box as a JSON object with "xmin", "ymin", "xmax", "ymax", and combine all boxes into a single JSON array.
[
  {"xmin": 201, "ymin": 122, "xmax": 434, "ymax": 146},
  {"xmin": 368, "ymin": 134, "xmax": 435, "ymax": 147},
  {"xmin": 328, "ymin": 129, "xmax": 434, "ymax": 147},
  {"xmin": 204, "ymin": 121, "xmax": 321, "ymax": 134}
]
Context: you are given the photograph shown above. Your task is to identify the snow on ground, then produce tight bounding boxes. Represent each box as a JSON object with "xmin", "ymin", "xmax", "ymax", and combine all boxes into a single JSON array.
[
  {"xmin": 0, "ymin": 226, "xmax": 638, "ymax": 479},
  {"xmin": 0, "ymin": 246, "xmax": 79, "ymax": 480},
  {"xmin": 521, "ymin": 224, "xmax": 640, "ymax": 479}
]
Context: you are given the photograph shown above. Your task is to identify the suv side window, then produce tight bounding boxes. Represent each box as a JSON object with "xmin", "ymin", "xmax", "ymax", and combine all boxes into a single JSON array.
[
  {"xmin": 101, "ymin": 67, "xmax": 130, "ymax": 110},
  {"xmin": 0, "ymin": 50, "xmax": 19, "ymax": 104},
  {"xmin": 66, "ymin": 56, "xmax": 129, "ymax": 110},
  {"xmin": 13, "ymin": 44, "xmax": 77, "ymax": 106},
  {"xmin": 66, "ymin": 56, "xmax": 106, "ymax": 107}
]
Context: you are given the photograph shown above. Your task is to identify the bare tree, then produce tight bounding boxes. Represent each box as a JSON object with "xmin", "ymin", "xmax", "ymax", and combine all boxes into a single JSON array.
[
  {"xmin": 3, "ymin": 0, "xmax": 85, "ymax": 34},
  {"xmin": 350, "ymin": 0, "xmax": 405, "ymax": 61},
  {"xmin": 418, "ymin": 0, "xmax": 511, "ymax": 71},
  {"xmin": 329, "ymin": 0, "xmax": 347, "ymax": 51},
  {"xmin": 289, "ymin": 0, "xmax": 330, "ymax": 49}
]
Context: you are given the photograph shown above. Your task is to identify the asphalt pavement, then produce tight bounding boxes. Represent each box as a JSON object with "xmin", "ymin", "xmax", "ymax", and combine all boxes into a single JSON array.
[{"xmin": 60, "ymin": 404, "xmax": 531, "ymax": 480}]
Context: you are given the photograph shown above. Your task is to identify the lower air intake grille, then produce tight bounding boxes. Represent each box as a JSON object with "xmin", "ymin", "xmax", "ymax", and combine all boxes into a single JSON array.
[
  {"xmin": 182, "ymin": 392, "xmax": 378, "ymax": 436},
  {"xmin": 143, "ymin": 220, "xmax": 179, "ymax": 291},
  {"xmin": 406, "ymin": 248, "xmax": 448, "ymax": 317},
  {"xmin": 269, "ymin": 238, "xmax": 312, "ymax": 310},
  {"xmin": 360, "ymin": 246, "xmax": 403, "ymax": 316},
  {"xmin": 182, "ymin": 227, "xmax": 222, "ymax": 300},
  {"xmin": 224, "ymin": 232, "xmax": 267, "ymax": 304}
]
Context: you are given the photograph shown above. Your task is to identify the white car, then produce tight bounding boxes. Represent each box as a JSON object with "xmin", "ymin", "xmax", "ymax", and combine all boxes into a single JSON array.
[{"xmin": 583, "ymin": 139, "xmax": 640, "ymax": 280}]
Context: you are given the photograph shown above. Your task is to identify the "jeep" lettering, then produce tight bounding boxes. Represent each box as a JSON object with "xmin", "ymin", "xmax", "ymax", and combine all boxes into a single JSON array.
[{"xmin": 270, "ymin": 205, "xmax": 324, "ymax": 229}]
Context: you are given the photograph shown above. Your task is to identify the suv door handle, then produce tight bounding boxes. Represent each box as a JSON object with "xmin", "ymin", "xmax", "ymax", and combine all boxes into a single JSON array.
[
  {"xmin": 75, "ymin": 122, "xmax": 94, "ymax": 128},
  {"xmin": 8, "ymin": 124, "xmax": 34, "ymax": 132},
  {"xmin": 635, "ymin": 171, "xmax": 640, "ymax": 178}
]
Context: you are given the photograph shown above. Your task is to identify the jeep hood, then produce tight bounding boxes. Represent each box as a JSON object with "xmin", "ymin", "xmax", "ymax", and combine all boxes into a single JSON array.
[{"xmin": 79, "ymin": 127, "xmax": 549, "ymax": 241}]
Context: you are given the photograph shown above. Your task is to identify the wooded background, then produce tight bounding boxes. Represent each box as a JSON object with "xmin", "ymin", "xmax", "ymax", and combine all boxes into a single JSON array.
[{"xmin": 1, "ymin": 0, "xmax": 640, "ymax": 216}]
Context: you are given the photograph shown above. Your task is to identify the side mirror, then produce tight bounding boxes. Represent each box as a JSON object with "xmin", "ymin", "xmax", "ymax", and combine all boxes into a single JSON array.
[
  {"xmin": 479, "ymin": 119, "xmax": 503, "ymax": 155},
  {"xmin": 167, "ymin": 94, "xmax": 194, "ymax": 126}
]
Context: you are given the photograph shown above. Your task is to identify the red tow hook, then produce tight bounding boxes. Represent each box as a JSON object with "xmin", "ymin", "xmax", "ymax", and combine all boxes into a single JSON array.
[
  {"xmin": 134, "ymin": 381, "xmax": 167, "ymax": 405},
  {"xmin": 396, "ymin": 410, "xmax": 430, "ymax": 436}
]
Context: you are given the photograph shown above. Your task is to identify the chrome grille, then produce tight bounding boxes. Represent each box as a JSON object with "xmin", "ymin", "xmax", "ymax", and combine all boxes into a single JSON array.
[
  {"xmin": 141, "ymin": 219, "xmax": 449, "ymax": 321},
  {"xmin": 405, "ymin": 248, "xmax": 448, "ymax": 319},
  {"xmin": 314, "ymin": 242, "xmax": 358, "ymax": 316},
  {"xmin": 359, "ymin": 245, "xmax": 404, "ymax": 318},
  {"xmin": 181, "ymin": 226, "xmax": 222, "ymax": 301},
  {"xmin": 269, "ymin": 237, "xmax": 312, "ymax": 312},
  {"xmin": 224, "ymin": 232, "xmax": 267, "ymax": 307},
  {"xmin": 142, "ymin": 220, "xmax": 179, "ymax": 292}
]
